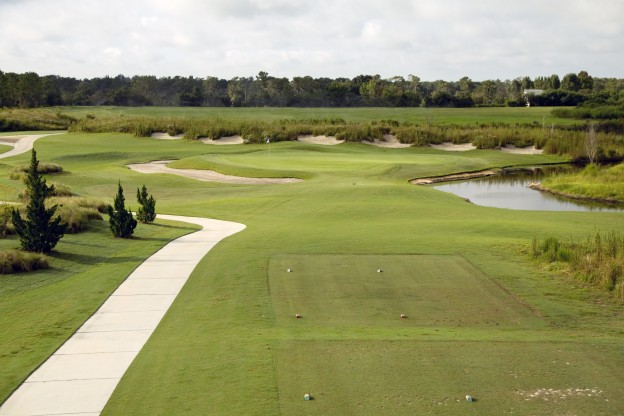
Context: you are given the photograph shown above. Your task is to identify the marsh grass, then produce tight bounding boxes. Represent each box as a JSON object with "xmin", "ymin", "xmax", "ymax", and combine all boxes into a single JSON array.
[
  {"xmin": 0, "ymin": 109, "xmax": 74, "ymax": 131},
  {"xmin": 539, "ymin": 163, "xmax": 624, "ymax": 202}
]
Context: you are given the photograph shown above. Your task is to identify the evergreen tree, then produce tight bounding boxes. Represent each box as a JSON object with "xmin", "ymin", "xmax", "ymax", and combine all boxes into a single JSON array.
[
  {"xmin": 11, "ymin": 149, "xmax": 67, "ymax": 253},
  {"xmin": 108, "ymin": 182, "xmax": 137, "ymax": 238},
  {"xmin": 136, "ymin": 185, "xmax": 156, "ymax": 224}
]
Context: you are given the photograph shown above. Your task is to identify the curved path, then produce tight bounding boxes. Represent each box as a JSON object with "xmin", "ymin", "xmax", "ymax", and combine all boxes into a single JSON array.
[
  {"xmin": 0, "ymin": 133, "xmax": 65, "ymax": 159},
  {"xmin": 0, "ymin": 216, "xmax": 245, "ymax": 414}
]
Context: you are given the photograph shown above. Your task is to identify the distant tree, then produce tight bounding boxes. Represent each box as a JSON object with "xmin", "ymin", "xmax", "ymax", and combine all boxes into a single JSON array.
[
  {"xmin": 577, "ymin": 70, "xmax": 594, "ymax": 92},
  {"xmin": 561, "ymin": 73, "xmax": 581, "ymax": 92},
  {"xmin": 11, "ymin": 150, "xmax": 67, "ymax": 253},
  {"xmin": 108, "ymin": 182, "xmax": 137, "ymax": 238},
  {"xmin": 136, "ymin": 185, "xmax": 156, "ymax": 224},
  {"xmin": 585, "ymin": 123, "xmax": 598, "ymax": 164}
]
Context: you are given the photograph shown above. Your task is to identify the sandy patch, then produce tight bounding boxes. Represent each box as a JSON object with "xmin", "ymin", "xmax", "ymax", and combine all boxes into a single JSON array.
[
  {"xmin": 200, "ymin": 135, "xmax": 244, "ymax": 145},
  {"xmin": 297, "ymin": 135, "xmax": 344, "ymax": 145},
  {"xmin": 0, "ymin": 133, "xmax": 65, "ymax": 160},
  {"xmin": 430, "ymin": 142, "xmax": 477, "ymax": 151},
  {"xmin": 500, "ymin": 144, "xmax": 544, "ymax": 155},
  {"xmin": 363, "ymin": 134, "xmax": 411, "ymax": 148},
  {"xmin": 151, "ymin": 132, "xmax": 184, "ymax": 140},
  {"xmin": 127, "ymin": 160, "xmax": 302, "ymax": 185},
  {"xmin": 0, "ymin": 136, "xmax": 24, "ymax": 145}
]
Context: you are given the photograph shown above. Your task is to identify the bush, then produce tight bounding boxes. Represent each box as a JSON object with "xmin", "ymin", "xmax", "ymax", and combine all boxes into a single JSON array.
[
  {"xmin": 0, "ymin": 250, "xmax": 49, "ymax": 274},
  {"xmin": 47, "ymin": 197, "xmax": 107, "ymax": 233}
]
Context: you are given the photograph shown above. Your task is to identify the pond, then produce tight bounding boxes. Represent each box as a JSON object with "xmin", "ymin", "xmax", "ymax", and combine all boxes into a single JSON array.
[{"xmin": 433, "ymin": 166, "xmax": 623, "ymax": 212}]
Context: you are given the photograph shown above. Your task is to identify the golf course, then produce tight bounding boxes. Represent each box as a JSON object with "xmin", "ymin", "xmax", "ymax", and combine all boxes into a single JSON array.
[{"xmin": 0, "ymin": 107, "xmax": 622, "ymax": 415}]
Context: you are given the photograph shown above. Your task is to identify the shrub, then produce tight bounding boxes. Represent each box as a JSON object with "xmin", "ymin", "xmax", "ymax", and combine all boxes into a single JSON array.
[{"xmin": 0, "ymin": 250, "xmax": 49, "ymax": 274}]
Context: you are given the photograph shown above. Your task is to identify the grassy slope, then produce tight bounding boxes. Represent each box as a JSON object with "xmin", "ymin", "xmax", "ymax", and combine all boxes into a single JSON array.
[{"xmin": 0, "ymin": 132, "xmax": 621, "ymax": 414}]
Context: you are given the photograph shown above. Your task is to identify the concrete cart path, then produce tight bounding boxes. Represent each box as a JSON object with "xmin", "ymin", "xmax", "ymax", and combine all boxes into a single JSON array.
[
  {"xmin": 0, "ymin": 214, "xmax": 246, "ymax": 416},
  {"xmin": 0, "ymin": 133, "xmax": 65, "ymax": 159}
]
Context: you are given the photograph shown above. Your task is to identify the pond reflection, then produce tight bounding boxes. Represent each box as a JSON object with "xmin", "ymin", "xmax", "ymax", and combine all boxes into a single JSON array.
[{"xmin": 433, "ymin": 166, "xmax": 623, "ymax": 212}]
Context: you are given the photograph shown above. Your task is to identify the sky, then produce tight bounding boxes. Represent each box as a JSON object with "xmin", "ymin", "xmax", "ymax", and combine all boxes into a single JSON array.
[{"xmin": 0, "ymin": 0, "xmax": 623, "ymax": 81}]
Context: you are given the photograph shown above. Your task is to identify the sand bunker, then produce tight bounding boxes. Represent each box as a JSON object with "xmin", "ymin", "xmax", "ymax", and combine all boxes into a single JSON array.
[
  {"xmin": 500, "ymin": 145, "xmax": 544, "ymax": 155},
  {"xmin": 363, "ymin": 134, "xmax": 411, "ymax": 148},
  {"xmin": 151, "ymin": 132, "xmax": 184, "ymax": 140},
  {"xmin": 127, "ymin": 160, "xmax": 302, "ymax": 185},
  {"xmin": 0, "ymin": 136, "xmax": 24, "ymax": 145},
  {"xmin": 200, "ymin": 135, "xmax": 244, "ymax": 145},
  {"xmin": 297, "ymin": 135, "xmax": 344, "ymax": 145},
  {"xmin": 430, "ymin": 142, "xmax": 477, "ymax": 151}
]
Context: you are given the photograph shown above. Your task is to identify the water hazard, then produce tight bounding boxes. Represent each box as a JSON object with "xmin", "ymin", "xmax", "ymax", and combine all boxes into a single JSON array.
[{"xmin": 433, "ymin": 166, "xmax": 623, "ymax": 212}]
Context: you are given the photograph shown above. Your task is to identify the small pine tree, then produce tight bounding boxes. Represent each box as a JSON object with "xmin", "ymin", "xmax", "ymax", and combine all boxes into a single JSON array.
[
  {"xmin": 108, "ymin": 182, "xmax": 137, "ymax": 238},
  {"xmin": 11, "ymin": 149, "xmax": 68, "ymax": 253},
  {"xmin": 136, "ymin": 185, "xmax": 156, "ymax": 224}
]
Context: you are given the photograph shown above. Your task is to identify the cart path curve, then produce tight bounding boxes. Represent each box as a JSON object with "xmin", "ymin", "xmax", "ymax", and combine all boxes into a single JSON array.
[{"xmin": 0, "ymin": 215, "xmax": 246, "ymax": 416}]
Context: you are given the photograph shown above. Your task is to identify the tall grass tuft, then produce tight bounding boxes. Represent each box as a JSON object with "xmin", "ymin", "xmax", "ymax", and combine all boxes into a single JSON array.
[
  {"xmin": 532, "ymin": 231, "xmax": 624, "ymax": 300},
  {"xmin": 0, "ymin": 250, "xmax": 49, "ymax": 274}
]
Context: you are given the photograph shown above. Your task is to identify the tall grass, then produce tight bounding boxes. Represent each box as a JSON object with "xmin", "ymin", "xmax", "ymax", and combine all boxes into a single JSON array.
[
  {"xmin": 532, "ymin": 231, "xmax": 624, "ymax": 300},
  {"xmin": 0, "ymin": 250, "xmax": 48, "ymax": 274},
  {"xmin": 67, "ymin": 114, "xmax": 624, "ymax": 160},
  {"xmin": 0, "ymin": 108, "xmax": 74, "ymax": 131}
]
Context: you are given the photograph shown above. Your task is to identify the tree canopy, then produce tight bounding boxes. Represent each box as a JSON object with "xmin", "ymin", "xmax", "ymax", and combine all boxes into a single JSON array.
[{"xmin": 1, "ymin": 70, "xmax": 622, "ymax": 109}]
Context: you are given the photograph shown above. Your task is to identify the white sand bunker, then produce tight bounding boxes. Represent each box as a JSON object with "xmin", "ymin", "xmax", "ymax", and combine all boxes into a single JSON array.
[
  {"xmin": 363, "ymin": 134, "xmax": 411, "ymax": 148},
  {"xmin": 297, "ymin": 135, "xmax": 344, "ymax": 145},
  {"xmin": 500, "ymin": 145, "xmax": 544, "ymax": 155},
  {"xmin": 200, "ymin": 135, "xmax": 244, "ymax": 145},
  {"xmin": 430, "ymin": 142, "xmax": 477, "ymax": 151},
  {"xmin": 151, "ymin": 132, "xmax": 184, "ymax": 140},
  {"xmin": 0, "ymin": 136, "xmax": 24, "ymax": 145},
  {"xmin": 127, "ymin": 160, "xmax": 302, "ymax": 185}
]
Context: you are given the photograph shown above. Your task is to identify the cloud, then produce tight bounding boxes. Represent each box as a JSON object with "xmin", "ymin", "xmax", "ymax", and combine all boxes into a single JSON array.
[{"xmin": 0, "ymin": 0, "xmax": 622, "ymax": 80}]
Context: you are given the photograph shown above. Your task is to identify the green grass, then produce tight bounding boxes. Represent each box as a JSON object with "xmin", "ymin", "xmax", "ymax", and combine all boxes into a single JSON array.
[
  {"xmin": 0, "ymin": 130, "xmax": 621, "ymax": 415},
  {"xmin": 269, "ymin": 254, "xmax": 537, "ymax": 327}
]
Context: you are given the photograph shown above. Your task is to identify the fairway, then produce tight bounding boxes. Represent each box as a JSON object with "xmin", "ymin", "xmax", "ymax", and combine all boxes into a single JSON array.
[{"xmin": 269, "ymin": 254, "xmax": 537, "ymax": 327}]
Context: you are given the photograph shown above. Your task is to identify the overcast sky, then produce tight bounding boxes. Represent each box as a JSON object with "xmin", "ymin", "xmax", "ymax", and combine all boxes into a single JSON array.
[{"xmin": 0, "ymin": 0, "xmax": 622, "ymax": 81}]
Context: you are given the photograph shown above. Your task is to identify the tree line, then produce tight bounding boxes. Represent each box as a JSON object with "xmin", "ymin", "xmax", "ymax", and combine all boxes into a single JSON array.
[{"xmin": 1, "ymin": 70, "xmax": 623, "ymax": 109}]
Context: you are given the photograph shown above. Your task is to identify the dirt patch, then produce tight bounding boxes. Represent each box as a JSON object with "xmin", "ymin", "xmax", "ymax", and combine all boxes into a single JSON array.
[
  {"xmin": 501, "ymin": 145, "xmax": 544, "ymax": 155},
  {"xmin": 411, "ymin": 169, "xmax": 500, "ymax": 185},
  {"xmin": 430, "ymin": 142, "xmax": 477, "ymax": 151},
  {"xmin": 297, "ymin": 135, "xmax": 344, "ymax": 145},
  {"xmin": 200, "ymin": 135, "xmax": 244, "ymax": 145},
  {"xmin": 151, "ymin": 133, "xmax": 184, "ymax": 140},
  {"xmin": 127, "ymin": 160, "xmax": 302, "ymax": 185},
  {"xmin": 362, "ymin": 134, "xmax": 411, "ymax": 148}
]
